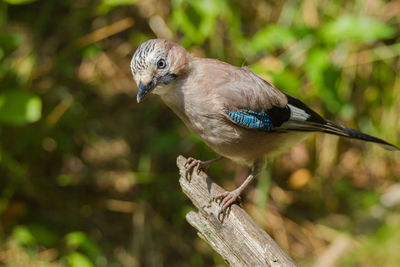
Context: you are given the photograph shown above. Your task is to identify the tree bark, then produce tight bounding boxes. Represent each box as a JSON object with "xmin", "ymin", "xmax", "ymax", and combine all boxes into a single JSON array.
[{"xmin": 177, "ymin": 155, "xmax": 297, "ymax": 267}]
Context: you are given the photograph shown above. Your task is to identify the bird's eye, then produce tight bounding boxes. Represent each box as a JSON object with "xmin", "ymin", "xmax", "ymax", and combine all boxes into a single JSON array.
[{"xmin": 157, "ymin": 59, "xmax": 166, "ymax": 69}]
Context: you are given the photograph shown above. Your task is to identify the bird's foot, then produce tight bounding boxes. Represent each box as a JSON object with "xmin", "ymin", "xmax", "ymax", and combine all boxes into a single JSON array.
[
  {"xmin": 184, "ymin": 157, "xmax": 210, "ymax": 180},
  {"xmin": 215, "ymin": 189, "xmax": 241, "ymax": 219}
]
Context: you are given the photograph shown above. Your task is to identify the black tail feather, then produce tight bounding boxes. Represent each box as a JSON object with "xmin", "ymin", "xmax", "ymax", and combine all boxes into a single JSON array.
[
  {"xmin": 283, "ymin": 94, "xmax": 399, "ymax": 151},
  {"xmin": 321, "ymin": 121, "xmax": 399, "ymax": 151}
]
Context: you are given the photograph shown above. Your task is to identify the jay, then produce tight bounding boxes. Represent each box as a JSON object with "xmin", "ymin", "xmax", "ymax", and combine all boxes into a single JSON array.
[{"xmin": 130, "ymin": 39, "xmax": 399, "ymax": 214}]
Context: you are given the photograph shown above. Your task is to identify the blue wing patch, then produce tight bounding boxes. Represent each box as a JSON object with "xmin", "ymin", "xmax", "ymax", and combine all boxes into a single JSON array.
[{"xmin": 226, "ymin": 110, "xmax": 274, "ymax": 131}]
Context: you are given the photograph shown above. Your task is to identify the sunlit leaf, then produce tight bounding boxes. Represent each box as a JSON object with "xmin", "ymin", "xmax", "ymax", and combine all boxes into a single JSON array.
[
  {"xmin": 0, "ymin": 90, "xmax": 42, "ymax": 126},
  {"xmin": 97, "ymin": 0, "xmax": 138, "ymax": 14},
  {"xmin": 4, "ymin": 0, "xmax": 37, "ymax": 5},
  {"xmin": 270, "ymin": 70, "xmax": 301, "ymax": 95},
  {"xmin": 65, "ymin": 232, "xmax": 101, "ymax": 257},
  {"xmin": 11, "ymin": 224, "xmax": 59, "ymax": 247},
  {"xmin": 68, "ymin": 252, "xmax": 94, "ymax": 267},
  {"xmin": 305, "ymin": 48, "xmax": 330, "ymax": 84},
  {"xmin": 12, "ymin": 225, "xmax": 35, "ymax": 245},
  {"xmin": 321, "ymin": 15, "xmax": 395, "ymax": 43},
  {"xmin": 304, "ymin": 48, "xmax": 343, "ymax": 112},
  {"xmin": 102, "ymin": 0, "xmax": 137, "ymax": 5},
  {"xmin": 247, "ymin": 25, "xmax": 296, "ymax": 54},
  {"xmin": 170, "ymin": 0, "xmax": 226, "ymax": 46}
]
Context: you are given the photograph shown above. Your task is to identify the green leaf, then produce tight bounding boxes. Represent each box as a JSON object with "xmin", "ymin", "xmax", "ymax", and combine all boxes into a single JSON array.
[
  {"xmin": 170, "ymin": 0, "xmax": 224, "ymax": 46},
  {"xmin": 305, "ymin": 49, "xmax": 343, "ymax": 112},
  {"xmin": 0, "ymin": 32, "xmax": 24, "ymax": 52},
  {"xmin": 4, "ymin": 0, "xmax": 37, "ymax": 5},
  {"xmin": 270, "ymin": 70, "xmax": 301, "ymax": 95},
  {"xmin": 321, "ymin": 15, "xmax": 395, "ymax": 43},
  {"xmin": 65, "ymin": 232, "xmax": 101, "ymax": 257},
  {"xmin": 101, "ymin": 0, "xmax": 137, "ymax": 6},
  {"xmin": 305, "ymin": 48, "xmax": 331, "ymax": 84},
  {"xmin": 12, "ymin": 225, "xmax": 35, "ymax": 245},
  {"xmin": 83, "ymin": 45, "xmax": 102, "ymax": 60},
  {"xmin": 0, "ymin": 90, "xmax": 42, "ymax": 126},
  {"xmin": 247, "ymin": 25, "xmax": 296, "ymax": 54},
  {"xmin": 68, "ymin": 252, "xmax": 94, "ymax": 267},
  {"xmin": 28, "ymin": 223, "xmax": 59, "ymax": 247},
  {"xmin": 97, "ymin": 0, "xmax": 138, "ymax": 14},
  {"xmin": 11, "ymin": 224, "xmax": 59, "ymax": 247}
]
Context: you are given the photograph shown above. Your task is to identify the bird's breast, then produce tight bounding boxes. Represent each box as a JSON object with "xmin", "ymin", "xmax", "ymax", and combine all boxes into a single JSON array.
[{"xmin": 185, "ymin": 111, "xmax": 234, "ymax": 145}]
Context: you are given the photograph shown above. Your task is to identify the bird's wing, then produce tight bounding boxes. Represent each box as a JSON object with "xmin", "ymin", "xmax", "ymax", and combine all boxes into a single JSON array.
[
  {"xmin": 218, "ymin": 68, "xmax": 399, "ymax": 151},
  {"xmin": 223, "ymin": 89, "xmax": 327, "ymax": 134},
  {"xmin": 216, "ymin": 67, "xmax": 326, "ymax": 131},
  {"xmin": 212, "ymin": 66, "xmax": 288, "ymax": 112}
]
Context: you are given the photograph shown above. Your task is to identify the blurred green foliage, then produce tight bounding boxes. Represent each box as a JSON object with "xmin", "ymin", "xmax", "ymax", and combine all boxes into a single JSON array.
[
  {"xmin": 0, "ymin": 0, "xmax": 399, "ymax": 266},
  {"xmin": 0, "ymin": 90, "xmax": 42, "ymax": 125}
]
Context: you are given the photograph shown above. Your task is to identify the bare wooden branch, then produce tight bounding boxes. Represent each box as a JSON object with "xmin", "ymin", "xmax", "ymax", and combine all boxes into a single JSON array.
[{"xmin": 177, "ymin": 155, "xmax": 297, "ymax": 267}]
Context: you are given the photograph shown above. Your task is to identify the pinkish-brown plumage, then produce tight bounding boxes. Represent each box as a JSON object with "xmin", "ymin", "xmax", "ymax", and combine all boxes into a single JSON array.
[{"xmin": 130, "ymin": 39, "xmax": 398, "ymax": 215}]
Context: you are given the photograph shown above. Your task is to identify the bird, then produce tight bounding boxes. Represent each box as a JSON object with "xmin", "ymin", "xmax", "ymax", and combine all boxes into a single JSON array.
[{"xmin": 130, "ymin": 39, "xmax": 399, "ymax": 215}]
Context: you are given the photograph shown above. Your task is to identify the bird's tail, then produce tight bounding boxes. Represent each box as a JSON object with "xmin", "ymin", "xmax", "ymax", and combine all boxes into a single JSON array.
[
  {"xmin": 278, "ymin": 95, "xmax": 400, "ymax": 150},
  {"xmin": 316, "ymin": 120, "xmax": 399, "ymax": 151},
  {"xmin": 281, "ymin": 120, "xmax": 399, "ymax": 151},
  {"xmin": 280, "ymin": 95, "xmax": 399, "ymax": 151}
]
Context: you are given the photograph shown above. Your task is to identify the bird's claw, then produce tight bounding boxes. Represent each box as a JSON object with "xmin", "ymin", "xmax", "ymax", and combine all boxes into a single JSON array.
[
  {"xmin": 215, "ymin": 190, "xmax": 241, "ymax": 220},
  {"xmin": 184, "ymin": 157, "xmax": 207, "ymax": 180}
]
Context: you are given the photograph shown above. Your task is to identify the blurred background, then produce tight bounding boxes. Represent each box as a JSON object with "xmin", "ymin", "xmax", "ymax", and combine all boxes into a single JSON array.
[{"xmin": 1, "ymin": 0, "xmax": 400, "ymax": 266}]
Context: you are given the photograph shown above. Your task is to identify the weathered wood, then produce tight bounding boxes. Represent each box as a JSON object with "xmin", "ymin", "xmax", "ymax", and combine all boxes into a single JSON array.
[{"xmin": 177, "ymin": 155, "xmax": 297, "ymax": 267}]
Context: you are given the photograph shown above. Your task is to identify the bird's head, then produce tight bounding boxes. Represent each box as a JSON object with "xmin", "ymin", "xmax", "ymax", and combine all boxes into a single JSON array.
[{"xmin": 130, "ymin": 39, "xmax": 189, "ymax": 103}]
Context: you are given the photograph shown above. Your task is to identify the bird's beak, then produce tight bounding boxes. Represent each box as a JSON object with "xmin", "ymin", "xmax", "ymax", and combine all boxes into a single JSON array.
[{"xmin": 136, "ymin": 80, "xmax": 156, "ymax": 103}]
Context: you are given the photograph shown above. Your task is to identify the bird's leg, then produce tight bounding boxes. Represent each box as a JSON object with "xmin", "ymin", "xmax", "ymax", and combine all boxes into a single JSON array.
[
  {"xmin": 184, "ymin": 156, "xmax": 223, "ymax": 180},
  {"xmin": 215, "ymin": 159, "xmax": 263, "ymax": 217}
]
